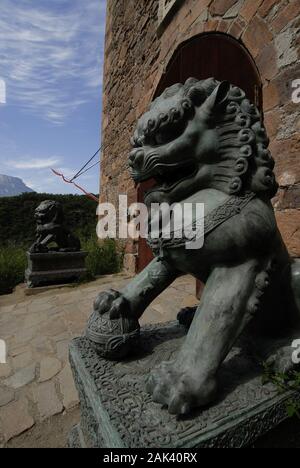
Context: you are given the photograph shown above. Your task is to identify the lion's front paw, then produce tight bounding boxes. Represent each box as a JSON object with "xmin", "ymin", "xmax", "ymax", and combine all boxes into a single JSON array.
[
  {"xmin": 146, "ymin": 361, "xmax": 217, "ymax": 415},
  {"xmin": 87, "ymin": 289, "xmax": 139, "ymax": 360},
  {"xmin": 93, "ymin": 289, "xmax": 130, "ymax": 319}
]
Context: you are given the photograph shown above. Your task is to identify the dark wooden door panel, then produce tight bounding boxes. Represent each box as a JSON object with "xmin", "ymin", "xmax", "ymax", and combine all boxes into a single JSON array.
[{"xmin": 156, "ymin": 34, "xmax": 262, "ymax": 109}]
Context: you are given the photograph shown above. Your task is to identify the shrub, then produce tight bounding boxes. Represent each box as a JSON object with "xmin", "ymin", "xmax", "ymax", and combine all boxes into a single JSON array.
[
  {"xmin": 83, "ymin": 236, "xmax": 123, "ymax": 278},
  {"xmin": 0, "ymin": 245, "xmax": 26, "ymax": 295}
]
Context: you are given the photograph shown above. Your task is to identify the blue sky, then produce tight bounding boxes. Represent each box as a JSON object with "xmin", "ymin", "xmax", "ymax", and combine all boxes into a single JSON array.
[{"xmin": 0, "ymin": 0, "xmax": 106, "ymax": 194}]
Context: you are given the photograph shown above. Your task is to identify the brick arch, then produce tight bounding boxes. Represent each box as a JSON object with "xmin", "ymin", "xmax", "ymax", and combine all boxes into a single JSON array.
[
  {"xmin": 155, "ymin": 3, "xmax": 277, "ymax": 94},
  {"xmin": 153, "ymin": 31, "xmax": 263, "ymax": 109}
]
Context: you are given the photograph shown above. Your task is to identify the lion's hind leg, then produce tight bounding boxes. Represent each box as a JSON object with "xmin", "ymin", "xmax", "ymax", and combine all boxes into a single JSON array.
[
  {"xmin": 147, "ymin": 259, "xmax": 270, "ymax": 415},
  {"xmin": 252, "ymin": 258, "xmax": 300, "ymax": 374}
]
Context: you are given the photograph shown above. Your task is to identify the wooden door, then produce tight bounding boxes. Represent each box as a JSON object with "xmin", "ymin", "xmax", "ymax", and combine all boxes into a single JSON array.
[
  {"xmin": 137, "ymin": 33, "xmax": 263, "ymax": 279},
  {"xmin": 156, "ymin": 33, "xmax": 262, "ymax": 108}
]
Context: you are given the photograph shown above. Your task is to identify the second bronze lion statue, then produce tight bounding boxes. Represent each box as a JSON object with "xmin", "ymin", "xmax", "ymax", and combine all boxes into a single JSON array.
[
  {"xmin": 29, "ymin": 200, "xmax": 81, "ymax": 253},
  {"xmin": 87, "ymin": 77, "xmax": 300, "ymax": 415}
]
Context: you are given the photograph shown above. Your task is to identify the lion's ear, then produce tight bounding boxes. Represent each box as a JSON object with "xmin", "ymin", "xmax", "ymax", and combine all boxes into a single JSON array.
[
  {"xmin": 204, "ymin": 81, "xmax": 230, "ymax": 113},
  {"xmin": 215, "ymin": 81, "xmax": 230, "ymax": 105}
]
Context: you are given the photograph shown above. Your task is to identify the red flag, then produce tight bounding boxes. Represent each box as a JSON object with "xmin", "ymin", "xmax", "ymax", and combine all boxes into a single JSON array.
[{"xmin": 51, "ymin": 169, "xmax": 99, "ymax": 203}]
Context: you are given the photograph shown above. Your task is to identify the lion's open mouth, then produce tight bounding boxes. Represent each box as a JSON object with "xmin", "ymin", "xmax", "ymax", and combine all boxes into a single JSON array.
[{"xmin": 140, "ymin": 161, "xmax": 198, "ymax": 194}]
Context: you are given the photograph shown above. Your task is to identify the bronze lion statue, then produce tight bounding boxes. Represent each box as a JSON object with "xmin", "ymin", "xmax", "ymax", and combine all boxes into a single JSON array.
[
  {"xmin": 87, "ymin": 78, "xmax": 300, "ymax": 415},
  {"xmin": 29, "ymin": 200, "xmax": 81, "ymax": 253}
]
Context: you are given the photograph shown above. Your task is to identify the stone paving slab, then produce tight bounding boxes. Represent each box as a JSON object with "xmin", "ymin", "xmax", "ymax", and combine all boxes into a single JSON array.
[{"xmin": 0, "ymin": 273, "xmax": 197, "ymax": 444}]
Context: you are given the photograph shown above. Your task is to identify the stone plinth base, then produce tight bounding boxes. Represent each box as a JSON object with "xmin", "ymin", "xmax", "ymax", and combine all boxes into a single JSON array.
[
  {"xmin": 68, "ymin": 322, "xmax": 299, "ymax": 448},
  {"xmin": 25, "ymin": 251, "xmax": 87, "ymax": 288}
]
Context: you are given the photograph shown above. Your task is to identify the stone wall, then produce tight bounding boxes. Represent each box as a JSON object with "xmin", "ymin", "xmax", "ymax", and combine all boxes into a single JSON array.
[{"xmin": 101, "ymin": 0, "xmax": 300, "ymax": 272}]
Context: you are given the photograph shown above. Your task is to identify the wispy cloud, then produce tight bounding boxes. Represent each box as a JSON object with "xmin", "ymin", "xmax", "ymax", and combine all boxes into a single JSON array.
[
  {"xmin": 0, "ymin": 79, "xmax": 6, "ymax": 104},
  {"xmin": 9, "ymin": 157, "xmax": 61, "ymax": 170},
  {"xmin": 0, "ymin": 0, "xmax": 106, "ymax": 124}
]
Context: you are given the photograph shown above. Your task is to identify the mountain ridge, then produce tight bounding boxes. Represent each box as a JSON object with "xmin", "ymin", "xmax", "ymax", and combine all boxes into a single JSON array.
[{"xmin": 0, "ymin": 174, "xmax": 34, "ymax": 197}]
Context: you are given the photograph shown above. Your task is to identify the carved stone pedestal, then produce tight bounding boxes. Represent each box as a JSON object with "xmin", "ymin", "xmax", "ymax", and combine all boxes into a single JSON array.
[
  {"xmin": 25, "ymin": 251, "xmax": 87, "ymax": 288},
  {"xmin": 68, "ymin": 321, "xmax": 299, "ymax": 448}
]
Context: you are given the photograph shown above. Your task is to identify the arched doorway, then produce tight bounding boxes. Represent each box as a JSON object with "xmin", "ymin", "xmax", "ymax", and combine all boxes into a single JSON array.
[{"xmin": 137, "ymin": 33, "xmax": 263, "ymax": 274}]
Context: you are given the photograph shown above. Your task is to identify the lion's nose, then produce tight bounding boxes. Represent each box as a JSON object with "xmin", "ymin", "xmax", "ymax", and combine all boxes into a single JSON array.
[{"xmin": 128, "ymin": 149, "xmax": 144, "ymax": 168}]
